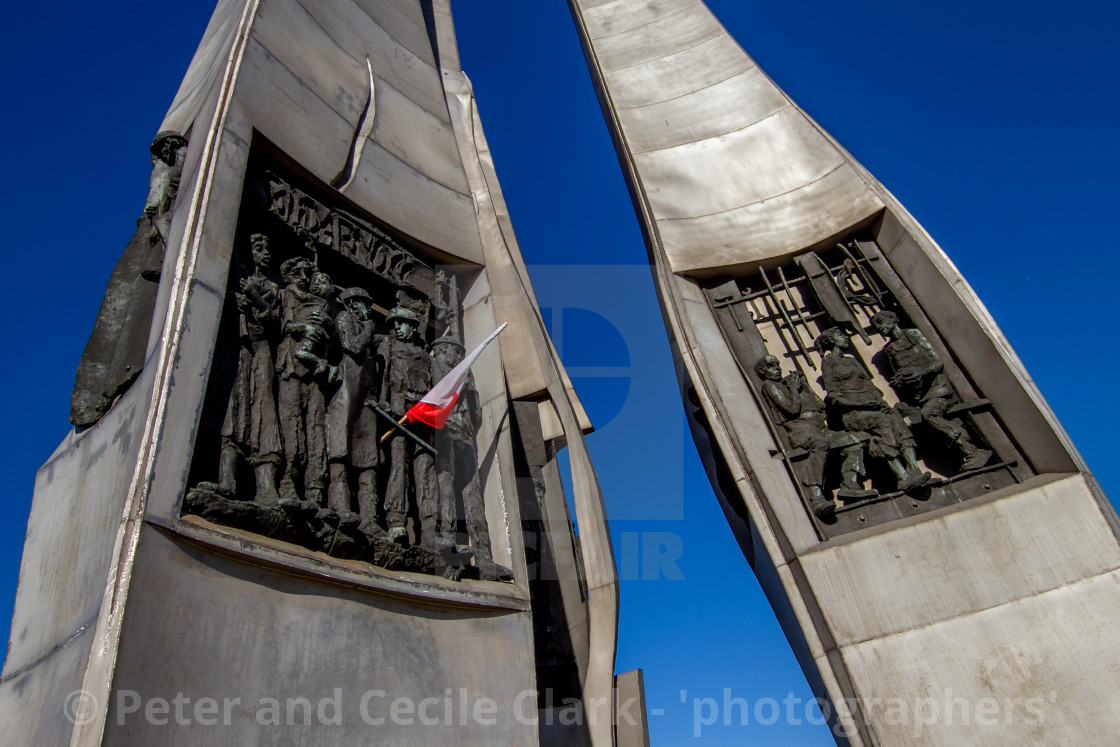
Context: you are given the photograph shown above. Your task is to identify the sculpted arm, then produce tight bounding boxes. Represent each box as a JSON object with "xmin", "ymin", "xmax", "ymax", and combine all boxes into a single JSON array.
[
  {"xmin": 819, "ymin": 361, "xmax": 838, "ymax": 402},
  {"xmin": 238, "ymin": 277, "xmax": 280, "ymax": 324},
  {"xmin": 907, "ymin": 328, "xmax": 943, "ymax": 377},
  {"xmin": 337, "ymin": 313, "xmax": 374, "ymax": 356},
  {"xmin": 259, "ymin": 289, "xmax": 280, "ymax": 325},
  {"xmin": 761, "ymin": 379, "xmax": 801, "ymax": 419},
  {"xmin": 373, "ymin": 335, "xmax": 390, "ymax": 411},
  {"xmin": 891, "ymin": 329, "xmax": 943, "ymax": 387},
  {"xmin": 144, "ymin": 156, "xmax": 169, "ymax": 216}
]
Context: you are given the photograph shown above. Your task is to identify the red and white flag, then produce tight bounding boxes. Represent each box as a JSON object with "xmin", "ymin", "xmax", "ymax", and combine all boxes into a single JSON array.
[{"xmin": 405, "ymin": 323, "xmax": 508, "ymax": 429}]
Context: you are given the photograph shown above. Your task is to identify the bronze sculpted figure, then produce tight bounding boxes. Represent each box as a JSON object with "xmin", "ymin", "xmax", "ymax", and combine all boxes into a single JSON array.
[
  {"xmin": 71, "ymin": 131, "xmax": 189, "ymax": 427},
  {"xmin": 755, "ymin": 355, "xmax": 876, "ymax": 517},
  {"xmin": 869, "ymin": 311, "xmax": 991, "ymax": 472},
  {"xmin": 814, "ymin": 328, "xmax": 931, "ymax": 492},
  {"xmin": 326, "ymin": 287, "xmax": 379, "ymax": 527},
  {"xmin": 276, "ymin": 259, "xmax": 336, "ymax": 507},
  {"xmin": 375, "ymin": 306, "xmax": 436, "ymax": 545},
  {"xmin": 429, "ymin": 338, "xmax": 493, "ymax": 556},
  {"xmin": 219, "ymin": 234, "xmax": 283, "ymax": 505},
  {"xmin": 145, "ymin": 131, "xmax": 190, "ymax": 249}
]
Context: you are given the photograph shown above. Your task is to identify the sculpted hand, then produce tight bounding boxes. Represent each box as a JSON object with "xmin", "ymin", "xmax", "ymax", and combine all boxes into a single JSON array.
[
  {"xmin": 238, "ymin": 279, "xmax": 263, "ymax": 308},
  {"xmin": 305, "ymin": 325, "xmax": 327, "ymax": 345}
]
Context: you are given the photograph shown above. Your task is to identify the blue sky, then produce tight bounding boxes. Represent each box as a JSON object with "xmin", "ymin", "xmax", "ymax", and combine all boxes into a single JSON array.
[{"xmin": 2, "ymin": 1, "xmax": 1118, "ymax": 744}]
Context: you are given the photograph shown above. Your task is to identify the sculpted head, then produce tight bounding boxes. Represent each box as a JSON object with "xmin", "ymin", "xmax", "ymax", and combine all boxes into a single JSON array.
[
  {"xmin": 249, "ymin": 234, "xmax": 271, "ymax": 270},
  {"xmin": 280, "ymin": 258, "xmax": 313, "ymax": 291},
  {"xmin": 340, "ymin": 288, "xmax": 372, "ymax": 321},
  {"xmin": 814, "ymin": 327, "xmax": 850, "ymax": 354},
  {"xmin": 754, "ymin": 354, "xmax": 783, "ymax": 382},
  {"xmin": 392, "ymin": 319, "xmax": 417, "ymax": 343},
  {"xmin": 432, "ymin": 337, "xmax": 465, "ymax": 367},
  {"xmin": 386, "ymin": 306, "xmax": 420, "ymax": 343},
  {"xmin": 869, "ymin": 310, "xmax": 900, "ymax": 339},
  {"xmin": 311, "ymin": 271, "xmax": 333, "ymax": 300},
  {"xmin": 150, "ymin": 131, "xmax": 188, "ymax": 164}
]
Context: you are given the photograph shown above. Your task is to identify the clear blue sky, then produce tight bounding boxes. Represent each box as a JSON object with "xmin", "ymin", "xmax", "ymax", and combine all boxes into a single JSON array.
[{"xmin": 2, "ymin": 1, "xmax": 1117, "ymax": 744}]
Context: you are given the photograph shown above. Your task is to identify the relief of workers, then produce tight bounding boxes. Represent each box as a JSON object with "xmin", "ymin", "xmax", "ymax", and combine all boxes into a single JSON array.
[
  {"xmin": 869, "ymin": 311, "xmax": 991, "ymax": 473},
  {"xmin": 815, "ymin": 328, "xmax": 931, "ymax": 492},
  {"xmin": 756, "ymin": 354, "xmax": 876, "ymax": 517}
]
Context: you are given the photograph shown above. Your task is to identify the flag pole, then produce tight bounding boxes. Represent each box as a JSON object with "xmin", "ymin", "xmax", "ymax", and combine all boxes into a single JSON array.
[
  {"xmin": 379, "ymin": 414, "xmax": 409, "ymax": 444},
  {"xmin": 380, "ymin": 322, "xmax": 507, "ymax": 442}
]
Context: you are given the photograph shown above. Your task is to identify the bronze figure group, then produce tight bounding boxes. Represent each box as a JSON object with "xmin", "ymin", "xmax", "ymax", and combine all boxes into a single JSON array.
[
  {"xmin": 758, "ymin": 317, "xmax": 991, "ymax": 519},
  {"xmin": 196, "ymin": 232, "xmax": 498, "ymax": 574}
]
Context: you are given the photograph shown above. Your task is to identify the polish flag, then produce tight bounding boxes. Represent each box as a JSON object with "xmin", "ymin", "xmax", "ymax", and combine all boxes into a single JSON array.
[{"xmin": 405, "ymin": 323, "xmax": 508, "ymax": 428}]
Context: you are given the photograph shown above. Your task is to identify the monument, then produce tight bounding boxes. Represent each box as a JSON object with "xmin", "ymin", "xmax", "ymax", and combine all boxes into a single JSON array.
[
  {"xmin": 570, "ymin": 0, "xmax": 1120, "ymax": 743},
  {"xmin": 1, "ymin": 1, "xmax": 645, "ymax": 744}
]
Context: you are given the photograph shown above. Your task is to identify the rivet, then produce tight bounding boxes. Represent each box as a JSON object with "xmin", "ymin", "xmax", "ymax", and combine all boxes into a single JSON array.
[{"xmin": 858, "ymin": 514, "xmax": 866, "ymax": 523}]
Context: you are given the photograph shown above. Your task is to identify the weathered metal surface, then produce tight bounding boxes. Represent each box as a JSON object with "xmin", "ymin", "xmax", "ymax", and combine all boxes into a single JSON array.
[
  {"xmin": 571, "ymin": 0, "xmax": 1120, "ymax": 744},
  {"xmin": 7, "ymin": 1, "xmax": 623, "ymax": 744},
  {"xmin": 571, "ymin": 0, "xmax": 883, "ymax": 275}
]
